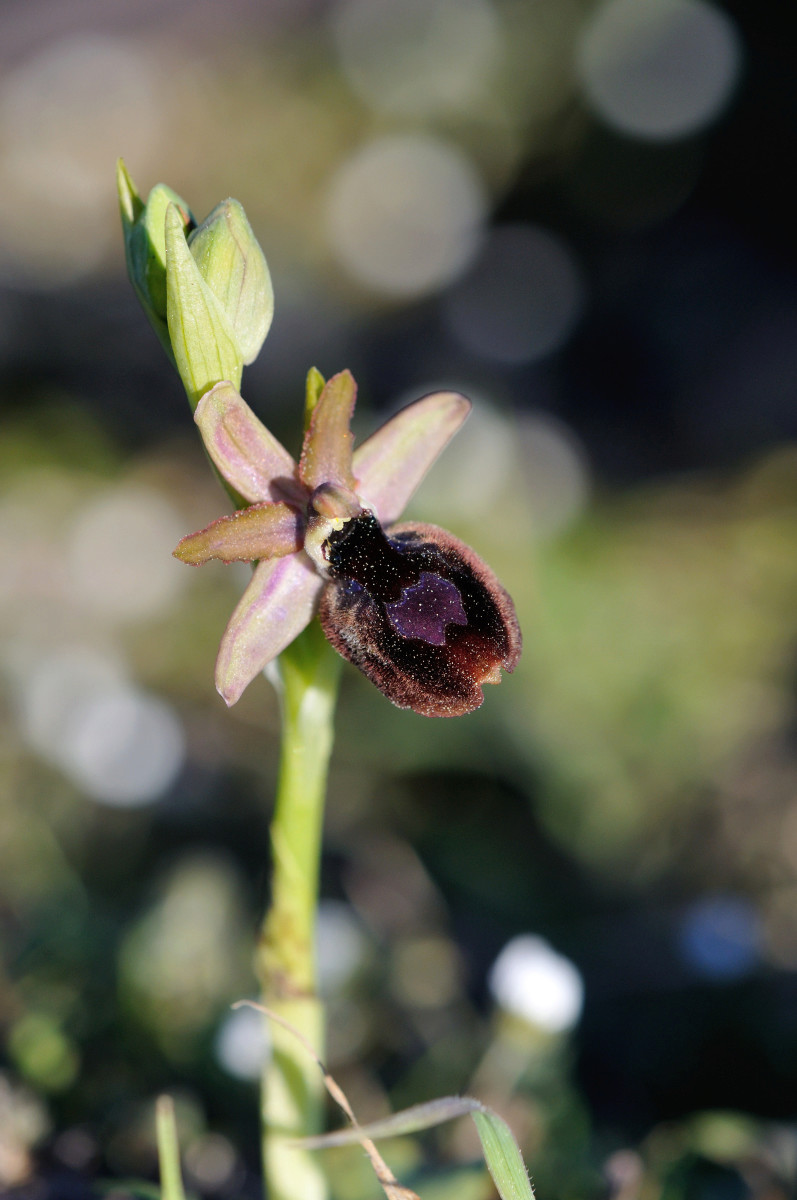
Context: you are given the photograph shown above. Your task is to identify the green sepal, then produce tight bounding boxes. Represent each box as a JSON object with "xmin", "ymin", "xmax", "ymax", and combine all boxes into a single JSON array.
[
  {"xmin": 116, "ymin": 157, "xmax": 144, "ymax": 227},
  {"xmin": 116, "ymin": 159, "xmax": 194, "ymax": 360},
  {"xmin": 164, "ymin": 203, "xmax": 243, "ymax": 410},
  {"xmin": 142, "ymin": 183, "xmax": 194, "ymax": 321},
  {"xmin": 188, "ymin": 199, "xmax": 274, "ymax": 365}
]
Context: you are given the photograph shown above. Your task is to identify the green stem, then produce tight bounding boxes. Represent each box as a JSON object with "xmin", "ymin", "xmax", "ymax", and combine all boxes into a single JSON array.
[{"xmin": 257, "ymin": 619, "xmax": 342, "ymax": 1200}]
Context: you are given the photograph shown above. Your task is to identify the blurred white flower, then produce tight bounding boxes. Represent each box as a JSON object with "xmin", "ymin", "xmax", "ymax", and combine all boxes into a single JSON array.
[{"xmin": 489, "ymin": 934, "xmax": 584, "ymax": 1032}]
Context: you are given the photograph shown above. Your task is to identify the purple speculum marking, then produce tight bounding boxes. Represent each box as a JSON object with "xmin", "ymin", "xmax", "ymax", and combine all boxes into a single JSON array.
[{"xmin": 385, "ymin": 571, "xmax": 468, "ymax": 645}]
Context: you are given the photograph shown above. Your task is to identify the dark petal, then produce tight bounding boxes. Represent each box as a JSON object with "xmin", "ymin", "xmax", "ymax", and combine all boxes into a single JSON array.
[{"xmin": 318, "ymin": 521, "xmax": 522, "ymax": 718}]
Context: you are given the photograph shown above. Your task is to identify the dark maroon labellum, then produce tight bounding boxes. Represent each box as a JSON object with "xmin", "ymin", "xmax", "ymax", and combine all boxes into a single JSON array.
[{"xmin": 318, "ymin": 516, "xmax": 522, "ymax": 717}]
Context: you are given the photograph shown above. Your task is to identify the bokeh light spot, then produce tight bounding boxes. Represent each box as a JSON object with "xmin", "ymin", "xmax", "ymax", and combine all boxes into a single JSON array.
[
  {"xmin": 52, "ymin": 1128, "xmax": 97, "ymax": 1172},
  {"xmin": 19, "ymin": 647, "xmax": 184, "ymax": 807},
  {"xmin": 66, "ymin": 485, "xmax": 187, "ymax": 623},
  {"xmin": 679, "ymin": 895, "xmax": 760, "ymax": 980},
  {"xmin": 407, "ymin": 396, "xmax": 515, "ymax": 522},
  {"xmin": 332, "ymin": 0, "xmax": 501, "ymax": 117},
  {"xmin": 0, "ymin": 1072, "xmax": 50, "ymax": 1188},
  {"xmin": 0, "ymin": 35, "xmax": 160, "ymax": 284},
  {"xmin": 184, "ymin": 1133, "xmax": 240, "ymax": 1193},
  {"xmin": 326, "ymin": 135, "xmax": 486, "ymax": 298},
  {"xmin": 443, "ymin": 223, "xmax": 585, "ymax": 364},
  {"xmin": 390, "ymin": 936, "xmax": 463, "ymax": 1009},
  {"xmin": 519, "ymin": 413, "xmax": 591, "ymax": 540},
  {"xmin": 316, "ymin": 901, "xmax": 368, "ymax": 997},
  {"xmin": 577, "ymin": 0, "xmax": 741, "ymax": 140},
  {"xmin": 120, "ymin": 856, "xmax": 251, "ymax": 1051},
  {"xmin": 8, "ymin": 1013, "xmax": 79, "ymax": 1094},
  {"xmin": 64, "ymin": 684, "xmax": 184, "ymax": 807},
  {"xmin": 214, "ymin": 1006, "xmax": 270, "ymax": 1082},
  {"xmin": 19, "ymin": 647, "xmax": 125, "ymax": 760}
]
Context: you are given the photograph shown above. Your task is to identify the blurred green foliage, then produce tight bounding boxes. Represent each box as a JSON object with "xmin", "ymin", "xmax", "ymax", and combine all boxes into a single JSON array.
[
  {"xmin": 1, "ymin": 1, "xmax": 795, "ymax": 1195},
  {"xmin": 2, "ymin": 395, "xmax": 796, "ymax": 1196}
]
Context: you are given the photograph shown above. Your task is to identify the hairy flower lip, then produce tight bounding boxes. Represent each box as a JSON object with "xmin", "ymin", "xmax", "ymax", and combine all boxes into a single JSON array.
[
  {"xmin": 174, "ymin": 372, "xmax": 521, "ymax": 713},
  {"xmin": 319, "ymin": 519, "xmax": 521, "ymax": 718}
]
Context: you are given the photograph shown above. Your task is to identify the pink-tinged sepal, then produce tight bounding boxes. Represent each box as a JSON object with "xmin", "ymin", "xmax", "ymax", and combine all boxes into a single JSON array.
[
  {"xmin": 299, "ymin": 370, "xmax": 357, "ymax": 493},
  {"xmin": 318, "ymin": 518, "xmax": 521, "ymax": 717},
  {"xmin": 195, "ymin": 382, "xmax": 303, "ymax": 505},
  {"xmin": 353, "ymin": 391, "xmax": 471, "ymax": 525},
  {"xmin": 174, "ymin": 365, "xmax": 519, "ymax": 713},
  {"xmin": 215, "ymin": 553, "xmax": 324, "ymax": 705},
  {"xmin": 173, "ymin": 501, "xmax": 303, "ymax": 565}
]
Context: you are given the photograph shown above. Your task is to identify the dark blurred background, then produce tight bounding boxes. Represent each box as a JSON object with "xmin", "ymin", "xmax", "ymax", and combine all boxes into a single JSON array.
[{"xmin": 1, "ymin": 1, "xmax": 796, "ymax": 1197}]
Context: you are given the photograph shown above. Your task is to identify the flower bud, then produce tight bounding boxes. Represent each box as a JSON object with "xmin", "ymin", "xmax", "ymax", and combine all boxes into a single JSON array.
[
  {"xmin": 188, "ymin": 200, "xmax": 274, "ymax": 365},
  {"xmin": 116, "ymin": 159, "xmax": 194, "ymax": 358},
  {"xmin": 164, "ymin": 203, "xmax": 244, "ymax": 409}
]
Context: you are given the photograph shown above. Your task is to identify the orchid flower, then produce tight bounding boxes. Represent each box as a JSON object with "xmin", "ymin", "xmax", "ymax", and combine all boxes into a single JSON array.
[{"xmin": 174, "ymin": 370, "xmax": 521, "ymax": 717}]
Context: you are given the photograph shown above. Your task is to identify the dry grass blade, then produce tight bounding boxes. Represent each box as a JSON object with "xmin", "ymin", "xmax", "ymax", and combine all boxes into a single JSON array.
[{"xmin": 233, "ymin": 1000, "xmax": 422, "ymax": 1200}]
